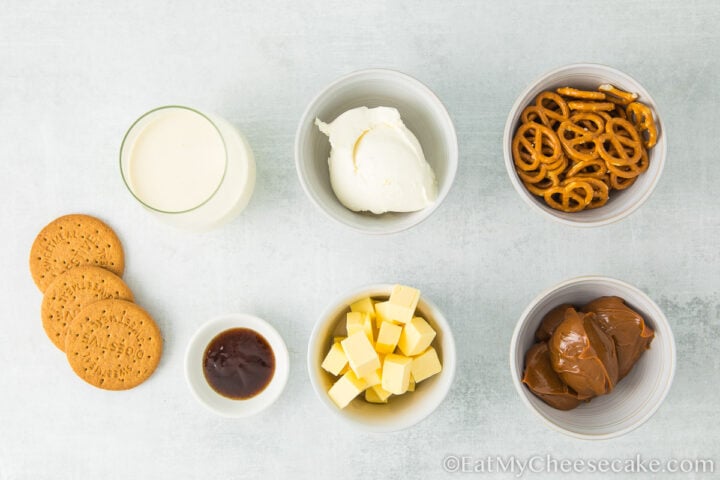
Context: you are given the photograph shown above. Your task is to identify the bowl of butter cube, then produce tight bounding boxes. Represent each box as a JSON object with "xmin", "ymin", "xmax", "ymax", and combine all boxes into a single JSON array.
[{"xmin": 307, "ymin": 284, "xmax": 456, "ymax": 432}]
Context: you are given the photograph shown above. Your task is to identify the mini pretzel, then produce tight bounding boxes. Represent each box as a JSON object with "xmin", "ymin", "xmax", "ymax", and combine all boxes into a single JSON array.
[
  {"xmin": 569, "ymin": 112, "xmax": 604, "ymax": 135},
  {"xmin": 517, "ymin": 166, "xmax": 547, "ymax": 184},
  {"xmin": 524, "ymin": 181, "xmax": 552, "ymax": 197},
  {"xmin": 597, "ymin": 111, "xmax": 613, "ymax": 123},
  {"xmin": 512, "ymin": 122, "xmax": 562, "ymax": 171},
  {"xmin": 522, "ymin": 174, "xmax": 561, "ymax": 196},
  {"xmin": 547, "ymin": 154, "xmax": 569, "ymax": 175},
  {"xmin": 612, "ymin": 103, "xmax": 628, "ymax": 120},
  {"xmin": 604, "ymin": 148, "xmax": 649, "ymax": 179},
  {"xmin": 605, "ymin": 161, "xmax": 643, "ymax": 179},
  {"xmin": 570, "ymin": 172, "xmax": 612, "ymax": 190},
  {"xmin": 636, "ymin": 148, "xmax": 650, "ymax": 173},
  {"xmin": 514, "ymin": 148, "xmax": 543, "ymax": 172},
  {"xmin": 569, "ymin": 177, "xmax": 609, "ymax": 209},
  {"xmin": 513, "ymin": 141, "xmax": 564, "ymax": 172},
  {"xmin": 543, "ymin": 181, "xmax": 593, "ymax": 213},
  {"xmin": 598, "ymin": 84, "xmax": 638, "ymax": 105},
  {"xmin": 610, "ymin": 173, "xmax": 637, "ymax": 190},
  {"xmin": 521, "ymin": 92, "xmax": 570, "ymax": 128},
  {"xmin": 521, "ymin": 106, "xmax": 566, "ymax": 130},
  {"xmin": 566, "ymin": 157, "xmax": 607, "ymax": 178},
  {"xmin": 605, "ymin": 116, "xmax": 641, "ymax": 138},
  {"xmin": 557, "ymin": 119, "xmax": 600, "ymax": 162},
  {"xmin": 597, "ymin": 118, "xmax": 643, "ymax": 166},
  {"xmin": 591, "ymin": 173, "xmax": 612, "ymax": 190},
  {"xmin": 517, "ymin": 155, "xmax": 566, "ymax": 184},
  {"xmin": 568, "ymin": 101, "xmax": 615, "ymax": 112},
  {"xmin": 519, "ymin": 154, "xmax": 566, "ymax": 196},
  {"xmin": 627, "ymin": 102, "xmax": 658, "ymax": 149},
  {"xmin": 556, "ymin": 87, "xmax": 606, "ymax": 100}
]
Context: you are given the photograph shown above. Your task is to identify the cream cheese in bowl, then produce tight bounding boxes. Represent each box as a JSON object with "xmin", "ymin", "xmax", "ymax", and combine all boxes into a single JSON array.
[{"xmin": 315, "ymin": 106, "xmax": 437, "ymax": 214}]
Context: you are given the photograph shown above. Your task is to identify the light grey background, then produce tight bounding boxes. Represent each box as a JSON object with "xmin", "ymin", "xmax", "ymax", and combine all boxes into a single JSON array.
[{"xmin": 1, "ymin": 1, "xmax": 718, "ymax": 478}]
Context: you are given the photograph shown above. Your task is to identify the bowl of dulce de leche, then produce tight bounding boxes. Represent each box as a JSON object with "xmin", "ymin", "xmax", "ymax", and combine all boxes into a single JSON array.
[{"xmin": 509, "ymin": 276, "xmax": 675, "ymax": 440}]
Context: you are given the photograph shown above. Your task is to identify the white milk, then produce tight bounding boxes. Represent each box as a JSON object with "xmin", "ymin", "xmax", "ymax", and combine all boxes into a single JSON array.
[
  {"xmin": 121, "ymin": 106, "xmax": 255, "ymax": 230},
  {"xmin": 127, "ymin": 108, "xmax": 226, "ymax": 212}
]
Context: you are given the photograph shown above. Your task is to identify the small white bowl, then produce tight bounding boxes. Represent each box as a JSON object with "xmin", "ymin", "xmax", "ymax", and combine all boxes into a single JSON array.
[
  {"xmin": 503, "ymin": 63, "xmax": 666, "ymax": 227},
  {"xmin": 509, "ymin": 276, "xmax": 676, "ymax": 440},
  {"xmin": 295, "ymin": 69, "xmax": 458, "ymax": 234},
  {"xmin": 185, "ymin": 313, "xmax": 289, "ymax": 417},
  {"xmin": 307, "ymin": 284, "xmax": 456, "ymax": 432}
]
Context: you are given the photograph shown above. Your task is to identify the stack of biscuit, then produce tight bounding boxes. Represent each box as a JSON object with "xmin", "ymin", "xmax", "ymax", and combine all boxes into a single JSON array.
[{"xmin": 29, "ymin": 214, "xmax": 162, "ymax": 391}]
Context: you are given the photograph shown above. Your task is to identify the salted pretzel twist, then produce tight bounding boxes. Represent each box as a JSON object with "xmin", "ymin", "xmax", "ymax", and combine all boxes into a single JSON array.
[{"xmin": 627, "ymin": 102, "xmax": 658, "ymax": 149}]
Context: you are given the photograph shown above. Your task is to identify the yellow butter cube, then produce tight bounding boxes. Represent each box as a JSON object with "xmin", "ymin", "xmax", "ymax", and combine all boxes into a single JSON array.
[
  {"xmin": 374, "ymin": 313, "xmax": 384, "ymax": 330},
  {"xmin": 347, "ymin": 312, "xmax": 373, "ymax": 342},
  {"xmin": 339, "ymin": 364, "xmax": 350, "ymax": 375},
  {"xmin": 333, "ymin": 336, "xmax": 346, "ymax": 344},
  {"xmin": 381, "ymin": 353, "xmax": 412, "ymax": 395},
  {"xmin": 351, "ymin": 297, "xmax": 383, "ymax": 330},
  {"xmin": 346, "ymin": 312, "xmax": 365, "ymax": 336},
  {"xmin": 321, "ymin": 342, "xmax": 348, "ymax": 376},
  {"xmin": 397, "ymin": 316, "xmax": 436, "ymax": 356},
  {"xmin": 375, "ymin": 321, "xmax": 402, "ymax": 354},
  {"xmin": 341, "ymin": 332, "xmax": 380, "ymax": 379},
  {"xmin": 375, "ymin": 284, "xmax": 420, "ymax": 325},
  {"xmin": 407, "ymin": 373, "xmax": 416, "ymax": 392},
  {"xmin": 361, "ymin": 368, "xmax": 382, "ymax": 387},
  {"xmin": 371, "ymin": 384, "xmax": 392, "ymax": 402},
  {"xmin": 373, "ymin": 301, "xmax": 392, "ymax": 322},
  {"xmin": 411, "ymin": 346, "xmax": 442, "ymax": 383},
  {"xmin": 362, "ymin": 313, "xmax": 375, "ymax": 343},
  {"xmin": 390, "ymin": 285, "xmax": 420, "ymax": 311},
  {"xmin": 328, "ymin": 371, "xmax": 368, "ymax": 409},
  {"xmin": 375, "ymin": 301, "xmax": 413, "ymax": 325},
  {"xmin": 350, "ymin": 297, "xmax": 375, "ymax": 315},
  {"xmin": 365, "ymin": 384, "xmax": 392, "ymax": 404},
  {"xmin": 364, "ymin": 388, "xmax": 385, "ymax": 404}
]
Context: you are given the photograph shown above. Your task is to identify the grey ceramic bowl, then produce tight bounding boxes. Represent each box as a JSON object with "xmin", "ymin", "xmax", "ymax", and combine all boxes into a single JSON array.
[{"xmin": 295, "ymin": 69, "xmax": 458, "ymax": 234}]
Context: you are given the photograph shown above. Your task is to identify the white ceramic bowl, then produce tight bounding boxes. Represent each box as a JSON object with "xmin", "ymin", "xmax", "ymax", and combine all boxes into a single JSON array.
[
  {"xmin": 509, "ymin": 276, "xmax": 676, "ymax": 440},
  {"xmin": 185, "ymin": 313, "xmax": 289, "ymax": 417},
  {"xmin": 295, "ymin": 69, "xmax": 458, "ymax": 234},
  {"xmin": 307, "ymin": 284, "xmax": 456, "ymax": 432},
  {"xmin": 503, "ymin": 63, "xmax": 666, "ymax": 227}
]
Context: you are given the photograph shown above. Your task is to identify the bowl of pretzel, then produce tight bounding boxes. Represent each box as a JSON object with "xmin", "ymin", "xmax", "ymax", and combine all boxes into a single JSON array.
[{"xmin": 503, "ymin": 63, "xmax": 665, "ymax": 226}]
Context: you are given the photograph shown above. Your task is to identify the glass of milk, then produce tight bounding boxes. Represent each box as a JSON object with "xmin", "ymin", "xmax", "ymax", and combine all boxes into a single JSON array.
[{"xmin": 120, "ymin": 106, "xmax": 256, "ymax": 231}]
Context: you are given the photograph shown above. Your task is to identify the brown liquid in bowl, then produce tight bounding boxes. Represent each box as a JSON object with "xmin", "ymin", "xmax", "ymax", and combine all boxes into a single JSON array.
[{"xmin": 203, "ymin": 328, "xmax": 275, "ymax": 399}]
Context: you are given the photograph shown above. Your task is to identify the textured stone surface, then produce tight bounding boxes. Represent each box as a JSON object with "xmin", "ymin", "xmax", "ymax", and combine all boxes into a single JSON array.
[{"xmin": 1, "ymin": 0, "xmax": 718, "ymax": 478}]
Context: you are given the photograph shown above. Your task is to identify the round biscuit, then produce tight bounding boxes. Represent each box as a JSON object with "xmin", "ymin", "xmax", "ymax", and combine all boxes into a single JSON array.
[
  {"xmin": 65, "ymin": 299, "xmax": 162, "ymax": 391},
  {"xmin": 29, "ymin": 214, "xmax": 125, "ymax": 292},
  {"xmin": 41, "ymin": 266, "xmax": 134, "ymax": 351}
]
